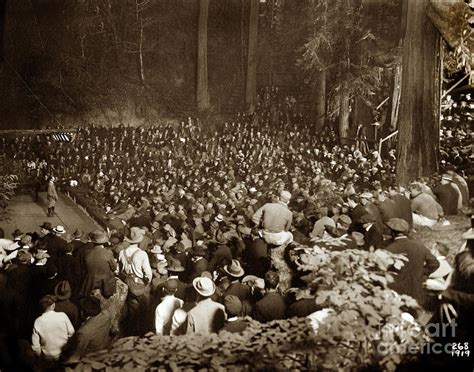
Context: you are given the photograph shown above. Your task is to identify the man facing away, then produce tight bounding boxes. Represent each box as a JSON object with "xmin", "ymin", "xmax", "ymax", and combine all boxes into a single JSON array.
[
  {"xmin": 31, "ymin": 295, "xmax": 75, "ymax": 361},
  {"xmin": 155, "ymin": 279, "xmax": 184, "ymax": 335},
  {"xmin": 252, "ymin": 190, "xmax": 293, "ymax": 246},
  {"xmin": 186, "ymin": 277, "xmax": 226, "ymax": 335},
  {"xmin": 384, "ymin": 218, "xmax": 440, "ymax": 308},
  {"xmin": 409, "ymin": 183, "xmax": 444, "ymax": 227}
]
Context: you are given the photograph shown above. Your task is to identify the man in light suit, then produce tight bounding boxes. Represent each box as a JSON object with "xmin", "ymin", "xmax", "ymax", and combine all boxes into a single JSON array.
[{"xmin": 186, "ymin": 277, "xmax": 226, "ymax": 335}]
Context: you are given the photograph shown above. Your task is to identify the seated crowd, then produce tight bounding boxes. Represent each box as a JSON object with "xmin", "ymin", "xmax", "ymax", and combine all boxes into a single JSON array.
[{"xmin": 0, "ymin": 89, "xmax": 472, "ymax": 368}]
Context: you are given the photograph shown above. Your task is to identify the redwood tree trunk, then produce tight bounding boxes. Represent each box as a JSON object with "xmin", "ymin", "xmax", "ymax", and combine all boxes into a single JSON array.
[
  {"xmin": 245, "ymin": 0, "xmax": 259, "ymax": 112},
  {"xmin": 197, "ymin": 0, "xmax": 210, "ymax": 111},
  {"xmin": 314, "ymin": 68, "xmax": 326, "ymax": 131},
  {"xmin": 396, "ymin": 0, "xmax": 442, "ymax": 185},
  {"xmin": 338, "ymin": 78, "xmax": 350, "ymax": 141}
]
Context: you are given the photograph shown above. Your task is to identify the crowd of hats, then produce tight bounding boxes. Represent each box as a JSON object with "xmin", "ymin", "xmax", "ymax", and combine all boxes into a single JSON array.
[{"xmin": 1, "ymin": 87, "xmax": 470, "ymax": 232}]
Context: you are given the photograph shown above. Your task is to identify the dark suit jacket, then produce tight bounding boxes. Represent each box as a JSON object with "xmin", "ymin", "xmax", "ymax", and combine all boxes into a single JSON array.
[
  {"xmin": 364, "ymin": 225, "xmax": 384, "ymax": 250},
  {"xmin": 377, "ymin": 199, "xmax": 399, "ymax": 222},
  {"xmin": 365, "ymin": 203, "xmax": 387, "ymax": 234},
  {"xmin": 254, "ymin": 292, "xmax": 286, "ymax": 322},
  {"xmin": 208, "ymin": 245, "xmax": 233, "ymax": 272},
  {"xmin": 221, "ymin": 319, "xmax": 248, "ymax": 333},
  {"xmin": 189, "ymin": 257, "xmax": 209, "ymax": 280},
  {"xmin": 390, "ymin": 194, "xmax": 413, "ymax": 229},
  {"xmin": 55, "ymin": 299, "xmax": 79, "ymax": 327},
  {"xmin": 47, "ymin": 235, "xmax": 69, "ymax": 257},
  {"xmin": 71, "ymin": 309, "xmax": 112, "ymax": 358},
  {"xmin": 433, "ymin": 184, "xmax": 459, "ymax": 216},
  {"xmin": 68, "ymin": 239, "xmax": 86, "ymax": 254},
  {"xmin": 349, "ymin": 205, "xmax": 369, "ymax": 224},
  {"xmin": 56, "ymin": 253, "xmax": 80, "ymax": 292},
  {"xmin": 287, "ymin": 298, "xmax": 322, "ymax": 318},
  {"xmin": 225, "ymin": 282, "xmax": 252, "ymax": 303},
  {"xmin": 385, "ymin": 237, "xmax": 439, "ymax": 306},
  {"xmin": 73, "ymin": 242, "xmax": 95, "ymax": 281},
  {"xmin": 80, "ymin": 245, "xmax": 117, "ymax": 297}
]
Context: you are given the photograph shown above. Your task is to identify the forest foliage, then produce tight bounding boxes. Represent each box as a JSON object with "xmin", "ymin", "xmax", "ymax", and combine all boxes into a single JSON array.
[{"xmin": 0, "ymin": 0, "xmax": 472, "ymax": 132}]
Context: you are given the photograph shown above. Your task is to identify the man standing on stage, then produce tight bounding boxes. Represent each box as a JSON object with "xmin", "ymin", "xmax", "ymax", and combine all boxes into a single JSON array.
[{"xmin": 47, "ymin": 176, "xmax": 58, "ymax": 217}]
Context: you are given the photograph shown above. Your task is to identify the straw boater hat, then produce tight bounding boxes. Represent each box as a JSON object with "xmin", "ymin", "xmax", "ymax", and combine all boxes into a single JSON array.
[
  {"xmin": 150, "ymin": 245, "xmax": 163, "ymax": 254},
  {"xmin": 224, "ymin": 259, "xmax": 245, "ymax": 278},
  {"xmin": 192, "ymin": 276, "xmax": 216, "ymax": 297},
  {"xmin": 53, "ymin": 225, "xmax": 66, "ymax": 234}
]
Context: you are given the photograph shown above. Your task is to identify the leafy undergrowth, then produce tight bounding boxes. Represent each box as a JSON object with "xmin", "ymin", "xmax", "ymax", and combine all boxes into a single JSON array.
[
  {"xmin": 66, "ymin": 217, "xmax": 471, "ymax": 371},
  {"xmin": 67, "ymin": 243, "xmax": 435, "ymax": 371},
  {"xmin": 66, "ymin": 317, "xmax": 316, "ymax": 371}
]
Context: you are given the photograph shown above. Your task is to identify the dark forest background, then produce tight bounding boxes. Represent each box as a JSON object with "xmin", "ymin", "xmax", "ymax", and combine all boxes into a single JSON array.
[
  {"xmin": 0, "ymin": 0, "xmax": 401, "ymax": 129},
  {"xmin": 0, "ymin": 0, "xmax": 471, "ymax": 136}
]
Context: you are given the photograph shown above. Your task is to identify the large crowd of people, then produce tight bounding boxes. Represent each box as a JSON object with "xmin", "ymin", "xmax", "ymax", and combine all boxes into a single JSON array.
[{"xmin": 0, "ymin": 88, "xmax": 472, "ymax": 370}]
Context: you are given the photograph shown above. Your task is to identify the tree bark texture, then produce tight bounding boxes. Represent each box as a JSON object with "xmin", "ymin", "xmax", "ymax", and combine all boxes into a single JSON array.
[
  {"xmin": 314, "ymin": 68, "xmax": 326, "ymax": 131},
  {"xmin": 382, "ymin": 64, "xmax": 402, "ymax": 140},
  {"xmin": 396, "ymin": 0, "xmax": 442, "ymax": 185},
  {"xmin": 197, "ymin": 0, "xmax": 210, "ymax": 111},
  {"xmin": 245, "ymin": 0, "xmax": 259, "ymax": 112},
  {"xmin": 338, "ymin": 78, "xmax": 350, "ymax": 141}
]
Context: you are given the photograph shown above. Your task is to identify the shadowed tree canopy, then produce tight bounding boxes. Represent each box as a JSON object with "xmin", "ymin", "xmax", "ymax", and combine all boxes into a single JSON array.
[{"xmin": 0, "ymin": 0, "xmax": 6, "ymax": 61}]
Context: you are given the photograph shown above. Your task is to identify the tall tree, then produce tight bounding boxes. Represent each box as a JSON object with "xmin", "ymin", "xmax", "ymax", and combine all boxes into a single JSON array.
[
  {"xmin": 396, "ymin": 0, "xmax": 442, "ymax": 185},
  {"xmin": 197, "ymin": 0, "xmax": 210, "ymax": 111},
  {"xmin": 313, "ymin": 68, "xmax": 326, "ymax": 130},
  {"xmin": 302, "ymin": 0, "xmax": 396, "ymax": 141},
  {"xmin": 245, "ymin": 0, "xmax": 259, "ymax": 112}
]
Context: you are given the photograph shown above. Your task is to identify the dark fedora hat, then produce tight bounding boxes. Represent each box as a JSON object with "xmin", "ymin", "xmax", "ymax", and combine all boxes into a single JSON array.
[
  {"xmin": 90, "ymin": 230, "xmax": 109, "ymax": 244},
  {"xmin": 54, "ymin": 280, "xmax": 72, "ymax": 300},
  {"xmin": 72, "ymin": 229, "xmax": 85, "ymax": 239},
  {"xmin": 39, "ymin": 222, "xmax": 53, "ymax": 231},
  {"xmin": 166, "ymin": 258, "xmax": 185, "ymax": 272}
]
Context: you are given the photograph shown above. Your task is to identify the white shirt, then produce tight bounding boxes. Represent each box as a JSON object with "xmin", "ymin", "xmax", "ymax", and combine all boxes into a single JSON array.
[
  {"xmin": 31, "ymin": 310, "xmax": 75, "ymax": 359},
  {"xmin": 155, "ymin": 295, "xmax": 184, "ymax": 335},
  {"xmin": 118, "ymin": 244, "xmax": 152, "ymax": 281}
]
